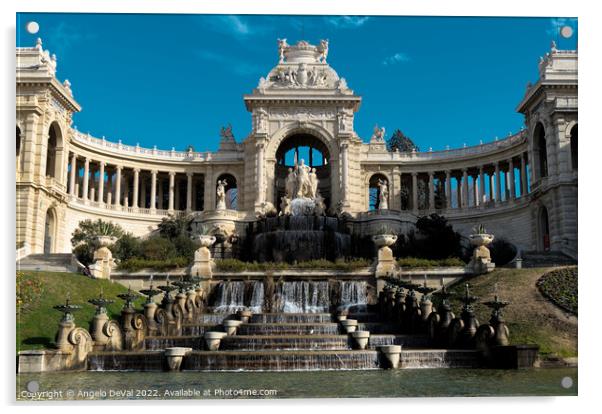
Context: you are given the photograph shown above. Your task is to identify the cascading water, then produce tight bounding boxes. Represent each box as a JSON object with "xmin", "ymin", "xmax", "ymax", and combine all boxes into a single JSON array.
[
  {"xmin": 212, "ymin": 281, "xmax": 265, "ymax": 313},
  {"xmin": 338, "ymin": 281, "xmax": 368, "ymax": 311},
  {"xmin": 276, "ymin": 281, "xmax": 330, "ymax": 313},
  {"xmin": 213, "ymin": 281, "xmax": 246, "ymax": 313}
]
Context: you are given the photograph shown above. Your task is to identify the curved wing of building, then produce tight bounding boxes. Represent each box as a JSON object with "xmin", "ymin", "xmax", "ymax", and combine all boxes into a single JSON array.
[{"xmin": 16, "ymin": 39, "xmax": 577, "ymax": 259}]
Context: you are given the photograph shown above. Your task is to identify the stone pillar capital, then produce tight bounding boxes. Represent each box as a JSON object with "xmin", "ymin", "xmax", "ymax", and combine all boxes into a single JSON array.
[
  {"xmin": 133, "ymin": 168, "xmax": 141, "ymax": 174},
  {"xmin": 186, "ymin": 171, "xmax": 194, "ymax": 178},
  {"xmin": 168, "ymin": 170, "xmax": 176, "ymax": 177}
]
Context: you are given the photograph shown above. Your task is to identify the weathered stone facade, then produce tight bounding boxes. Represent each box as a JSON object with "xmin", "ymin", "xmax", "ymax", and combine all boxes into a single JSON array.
[{"xmin": 16, "ymin": 39, "xmax": 577, "ymax": 259}]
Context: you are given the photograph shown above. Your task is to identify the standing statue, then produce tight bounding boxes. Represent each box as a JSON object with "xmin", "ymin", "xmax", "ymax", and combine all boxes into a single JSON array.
[
  {"xmin": 296, "ymin": 159, "xmax": 312, "ymax": 198},
  {"xmin": 319, "ymin": 39, "xmax": 329, "ymax": 63},
  {"xmin": 371, "ymin": 124, "xmax": 386, "ymax": 142},
  {"xmin": 308, "ymin": 168, "xmax": 319, "ymax": 199},
  {"xmin": 216, "ymin": 179, "xmax": 227, "ymax": 210},
  {"xmin": 285, "ymin": 167, "xmax": 297, "ymax": 198},
  {"xmin": 378, "ymin": 179, "xmax": 389, "ymax": 210},
  {"xmin": 277, "ymin": 38, "xmax": 288, "ymax": 63}
]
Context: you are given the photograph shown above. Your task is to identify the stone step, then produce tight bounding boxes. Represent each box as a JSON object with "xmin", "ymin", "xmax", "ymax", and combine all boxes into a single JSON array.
[
  {"xmin": 182, "ymin": 350, "xmax": 380, "ymax": 371},
  {"xmin": 347, "ymin": 312, "xmax": 382, "ymax": 322},
  {"xmin": 17, "ymin": 253, "xmax": 76, "ymax": 273},
  {"xmin": 238, "ymin": 322, "xmax": 341, "ymax": 336},
  {"xmin": 221, "ymin": 335, "xmax": 351, "ymax": 351},
  {"xmin": 249, "ymin": 313, "xmax": 333, "ymax": 324}
]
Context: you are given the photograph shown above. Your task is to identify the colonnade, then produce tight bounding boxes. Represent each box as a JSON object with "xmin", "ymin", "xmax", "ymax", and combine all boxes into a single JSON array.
[
  {"xmin": 66, "ymin": 153, "xmax": 206, "ymax": 213},
  {"xmin": 386, "ymin": 152, "xmax": 530, "ymax": 212}
]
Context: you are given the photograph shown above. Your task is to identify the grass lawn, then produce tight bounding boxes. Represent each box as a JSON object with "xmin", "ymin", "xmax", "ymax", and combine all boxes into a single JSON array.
[
  {"xmin": 447, "ymin": 266, "xmax": 578, "ymax": 358},
  {"xmin": 16, "ymin": 271, "xmax": 145, "ymax": 352}
]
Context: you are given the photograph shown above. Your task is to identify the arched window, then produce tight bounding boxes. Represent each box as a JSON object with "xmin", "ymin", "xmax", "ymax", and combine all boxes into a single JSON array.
[
  {"xmin": 216, "ymin": 173, "xmax": 237, "ymax": 210},
  {"xmin": 368, "ymin": 174, "xmax": 389, "ymax": 211},
  {"xmin": 45, "ymin": 123, "xmax": 61, "ymax": 178},
  {"xmin": 534, "ymin": 123, "xmax": 547, "ymax": 179},
  {"xmin": 570, "ymin": 124, "xmax": 578, "ymax": 171}
]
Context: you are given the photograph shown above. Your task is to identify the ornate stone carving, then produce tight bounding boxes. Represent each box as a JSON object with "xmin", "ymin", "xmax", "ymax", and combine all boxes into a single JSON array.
[
  {"xmin": 377, "ymin": 179, "xmax": 389, "ymax": 210},
  {"xmin": 268, "ymin": 107, "xmax": 336, "ymax": 120},
  {"xmin": 370, "ymin": 124, "xmax": 386, "ymax": 143},
  {"xmin": 216, "ymin": 179, "xmax": 227, "ymax": 210}
]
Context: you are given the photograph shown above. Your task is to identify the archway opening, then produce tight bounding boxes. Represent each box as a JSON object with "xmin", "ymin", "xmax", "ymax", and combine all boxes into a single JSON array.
[
  {"xmin": 540, "ymin": 206, "xmax": 550, "ymax": 251},
  {"xmin": 534, "ymin": 123, "xmax": 547, "ymax": 179},
  {"xmin": 216, "ymin": 173, "xmax": 237, "ymax": 210},
  {"xmin": 275, "ymin": 133, "xmax": 331, "ymax": 211},
  {"xmin": 45, "ymin": 123, "xmax": 61, "ymax": 178},
  {"xmin": 570, "ymin": 124, "xmax": 578, "ymax": 171},
  {"xmin": 368, "ymin": 173, "xmax": 389, "ymax": 210},
  {"xmin": 43, "ymin": 208, "xmax": 56, "ymax": 254}
]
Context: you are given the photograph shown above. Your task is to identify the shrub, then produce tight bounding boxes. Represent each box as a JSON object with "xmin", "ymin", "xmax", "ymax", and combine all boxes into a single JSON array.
[
  {"xmin": 73, "ymin": 243, "xmax": 94, "ymax": 266},
  {"xmin": 112, "ymin": 232, "xmax": 142, "ymax": 262},
  {"xmin": 117, "ymin": 257, "xmax": 189, "ymax": 272},
  {"xmin": 489, "ymin": 238, "xmax": 517, "ymax": 266},
  {"xmin": 413, "ymin": 214, "xmax": 462, "ymax": 259},
  {"xmin": 157, "ymin": 215, "xmax": 193, "ymax": 240},
  {"xmin": 173, "ymin": 234, "xmax": 199, "ymax": 260},
  {"xmin": 214, "ymin": 258, "xmax": 371, "ymax": 272},
  {"xmin": 140, "ymin": 236, "xmax": 177, "ymax": 260},
  {"xmin": 397, "ymin": 257, "xmax": 465, "ymax": 268},
  {"xmin": 537, "ymin": 267, "xmax": 578, "ymax": 315}
]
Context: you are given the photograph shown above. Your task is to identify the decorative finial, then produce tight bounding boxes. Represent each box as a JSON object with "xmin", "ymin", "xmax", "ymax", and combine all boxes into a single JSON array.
[{"xmin": 36, "ymin": 37, "xmax": 42, "ymax": 50}]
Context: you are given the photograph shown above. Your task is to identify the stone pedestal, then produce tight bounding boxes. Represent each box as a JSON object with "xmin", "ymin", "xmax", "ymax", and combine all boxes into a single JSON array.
[
  {"xmin": 351, "ymin": 331, "xmax": 370, "ymax": 350},
  {"xmin": 372, "ymin": 234, "xmax": 398, "ymax": 283},
  {"xmin": 144, "ymin": 302, "xmax": 158, "ymax": 335},
  {"xmin": 90, "ymin": 312, "xmax": 109, "ymax": 346},
  {"xmin": 467, "ymin": 233, "xmax": 496, "ymax": 275},
  {"xmin": 55, "ymin": 320, "xmax": 75, "ymax": 352},
  {"xmin": 379, "ymin": 345, "xmax": 402, "ymax": 369},
  {"xmin": 164, "ymin": 347, "xmax": 192, "ymax": 371},
  {"xmin": 190, "ymin": 235, "xmax": 216, "ymax": 278}
]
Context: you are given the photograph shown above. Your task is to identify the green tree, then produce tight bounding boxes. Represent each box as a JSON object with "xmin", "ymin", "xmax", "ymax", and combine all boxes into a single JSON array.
[
  {"xmin": 387, "ymin": 129, "xmax": 419, "ymax": 153},
  {"xmin": 157, "ymin": 214, "xmax": 193, "ymax": 240}
]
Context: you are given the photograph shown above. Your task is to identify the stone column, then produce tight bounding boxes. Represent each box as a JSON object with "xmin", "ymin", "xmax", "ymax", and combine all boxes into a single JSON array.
[
  {"xmin": 473, "ymin": 173, "xmax": 479, "ymax": 207},
  {"xmin": 82, "ymin": 158, "xmax": 90, "ymax": 201},
  {"xmin": 168, "ymin": 171, "xmax": 176, "ymax": 213},
  {"xmin": 479, "ymin": 166, "xmax": 486, "ymax": 206},
  {"xmin": 520, "ymin": 153, "xmax": 527, "ymax": 197},
  {"xmin": 509, "ymin": 159, "xmax": 516, "ymax": 200},
  {"xmin": 488, "ymin": 173, "xmax": 494, "ymax": 201},
  {"xmin": 158, "ymin": 176, "xmax": 164, "ymax": 210},
  {"xmin": 461, "ymin": 169, "xmax": 468, "ymax": 209},
  {"xmin": 411, "ymin": 172, "xmax": 418, "ymax": 212},
  {"xmin": 186, "ymin": 172, "xmax": 193, "ymax": 212},
  {"xmin": 456, "ymin": 176, "xmax": 462, "ymax": 208},
  {"xmin": 495, "ymin": 163, "xmax": 501, "ymax": 202},
  {"xmin": 114, "ymin": 165, "xmax": 122, "ymax": 207},
  {"xmin": 203, "ymin": 166, "xmax": 213, "ymax": 211},
  {"xmin": 132, "ymin": 168, "xmax": 140, "ymax": 209},
  {"xmin": 69, "ymin": 153, "xmax": 77, "ymax": 196},
  {"xmin": 150, "ymin": 170, "xmax": 157, "ymax": 212},
  {"xmin": 256, "ymin": 141, "xmax": 265, "ymax": 206},
  {"xmin": 428, "ymin": 172, "xmax": 435, "ymax": 210},
  {"xmin": 97, "ymin": 161, "xmax": 105, "ymax": 204},
  {"xmin": 442, "ymin": 171, "xmax": 451, "ymax": 209},
  {"xmin": 341, "ymin": 143, "xmax": 349, "ymax": 204}
]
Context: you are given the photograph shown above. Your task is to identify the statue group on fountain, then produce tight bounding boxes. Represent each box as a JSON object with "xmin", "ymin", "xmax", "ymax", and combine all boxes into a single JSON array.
[{"xmin": 281, "ymin": 159, "xmax": 325, "ymax": 216}]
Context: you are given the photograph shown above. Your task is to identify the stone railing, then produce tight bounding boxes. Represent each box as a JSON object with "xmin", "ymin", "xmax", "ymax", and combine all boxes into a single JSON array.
[
  {"xmin": 365, "ymin": 130, "xmax": 527, "ymax": 161},
  {"xmin": 71, "ymin": 131, "xmax": 243, "ymax": 162},
  {"xmin": 69, "ymin": 196, "xmax": 188, "ymax": 218}
]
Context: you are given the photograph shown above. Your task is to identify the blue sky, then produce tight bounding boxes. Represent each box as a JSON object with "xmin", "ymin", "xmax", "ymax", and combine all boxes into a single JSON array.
[{"xmin": 16, "ymin": 14, "xmax": 577, "ymax": 152}]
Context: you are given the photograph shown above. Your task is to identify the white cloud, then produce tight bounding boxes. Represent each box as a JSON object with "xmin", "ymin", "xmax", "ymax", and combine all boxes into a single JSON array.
[
  {"xmin": 326, "ymin": 16, "xmax": 370, "ymax": 28},
  {"xmin": 547, "ymin": 17, "xmax": 577, "ymax": 36},
  {"xmin": 224, "ymin": 15, "xmax": 251, "ymax": 35},
  {"xmin": 382, "ymin": 52, "xmax": 411, "ymax": 66}
]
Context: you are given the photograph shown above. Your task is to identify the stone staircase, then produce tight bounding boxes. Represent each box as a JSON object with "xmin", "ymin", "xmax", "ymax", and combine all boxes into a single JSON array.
[
  {"xmin": 17, "ymin": 253, "xmax": 78, "ymax": 273},
  {"xmin": 521, "ymin": 251, "xmax": 577, "ymax": 268}
]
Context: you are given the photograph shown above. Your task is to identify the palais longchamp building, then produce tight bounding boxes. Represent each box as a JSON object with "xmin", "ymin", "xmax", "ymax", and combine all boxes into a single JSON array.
[{"xmin": 16, "ymin": 38, "xmax": 578, "ymax": 261}]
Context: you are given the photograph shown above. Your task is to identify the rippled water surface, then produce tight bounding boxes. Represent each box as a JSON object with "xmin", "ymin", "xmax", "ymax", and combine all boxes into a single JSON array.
[{"xmin": 17, "ymin": 368, "xmax": 577, "ymax": 400}]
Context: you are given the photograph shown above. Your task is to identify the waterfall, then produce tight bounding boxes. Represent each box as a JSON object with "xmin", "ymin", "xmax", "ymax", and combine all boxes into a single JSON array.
[
  {"xmin": 249, "ymin": 282, "xmax": 264, "ymax": 313},
  {"xmin": 277, "ymin": 281, "xmax": 330, "ymax": 313},
  {"xmin": 213, "ymin": 281, "xmax": 246, "ymax": 313},
  {"xmin": 339, "ymin": 281, "xmax": 368, "ymax": 311}
]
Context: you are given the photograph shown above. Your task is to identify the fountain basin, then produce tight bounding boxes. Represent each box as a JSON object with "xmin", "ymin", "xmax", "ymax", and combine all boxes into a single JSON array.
[
  {"xmin": 340, "ymin": 319, "xmax": 358, "ymax": 333},
  {"xmin": 350, "ymin": 331, "xmax": 370, "ymax": 350},
  {"xmin": 204, "ymin": 332, "xmax": 228, "ymax": 351},
  {"xmin": 379, "ymin": 345, "xmax": 402, "ymax": 369},
  {"xmin": 223, "ymin": 320, "xmax": 243, "ymax": 336},
  {"xmin": 238, "ymin": 310, "xmax": 253, "ymax": 323},
  {"xmin": 164, "ymin": 347, "xmax": 192, "ymax": 371},
  {"xmin": 469, "ymin": 233, "xmax": 494, "ymax": 247}
]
